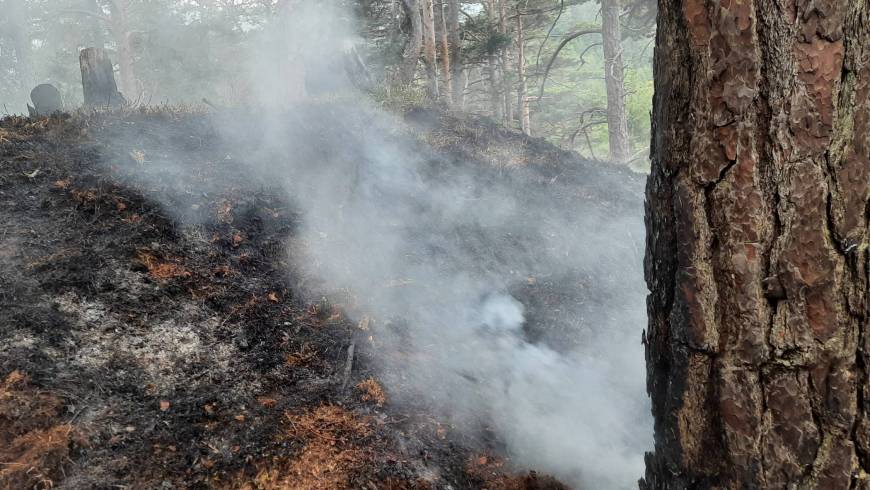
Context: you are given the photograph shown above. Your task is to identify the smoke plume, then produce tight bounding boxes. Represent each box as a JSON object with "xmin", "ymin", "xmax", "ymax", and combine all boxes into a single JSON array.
[{"xmin": 99, "ymin": 3, "xmax": 653, "ymax": 487}]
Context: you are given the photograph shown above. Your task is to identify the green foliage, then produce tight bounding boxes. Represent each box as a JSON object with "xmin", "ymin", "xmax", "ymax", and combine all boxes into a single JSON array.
[{"xmin": 462, "ymin": 16, "xmax": 513, "ymax": 62}]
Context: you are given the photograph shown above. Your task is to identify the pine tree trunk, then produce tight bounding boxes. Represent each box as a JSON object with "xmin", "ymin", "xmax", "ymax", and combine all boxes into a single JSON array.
[
  {"xmin": 497, "ymin": 0, "xmax": 511, "ymax": 126},
  {"xmin": 457, "ymin": 67, "xmax": 468, "ymax": 109},
  {"xmin": 485, "ymin": 0, "xmax": 502, "ymax": 121},
  {"xmin": 399, "ymin": 0, "xmax": 423, "ymax": 87},
  {"xmin": 420, "ymin": 0, "xmax": 439, "ymax": 99},
  {"xmin": 108, "ymin": 0, "xmax": 137, "ymax": 100},
  {"xmin": 88, "ymin": 0, "xmax": 106, "ymax": 48},
  {"xmin": 487, "ymin": 55, "xmax": 502, "ymax": 121},
  {"xmin": 8, "ymin": 0, "xmax": 33, "ymax": 94},
  {"xmin": 601, "ymin": 0, "xmax": 630, "ymax": 164},
  {"xmin": 516, "ymin": 11, "xmax": 530, "ymax": 136},
  {"xmin": 435, "ymin": 1, "xmax": 452, "ymax": 103},
  {"xmin": 446, "ymin": 0, "xmax": 463, "ymax": 107},
  {"xmin": 643, "ymin": 1, "xmax": 870, "ymax": 488}
]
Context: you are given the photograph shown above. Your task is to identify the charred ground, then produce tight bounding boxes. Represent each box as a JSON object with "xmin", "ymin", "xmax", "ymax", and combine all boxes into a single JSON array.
[{"xmin": 0, "ymin": 105, "xmax": 642, "ymax": 489}]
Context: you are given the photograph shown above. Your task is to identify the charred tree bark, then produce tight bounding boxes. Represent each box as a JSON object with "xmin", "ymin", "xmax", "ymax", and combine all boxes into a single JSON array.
[
  {"xmin": 28, "ymin": 84, "xmax": 63, "ymax": 116},
  {"xmin": 421, "ymin": 0, "xmax": 439, "ymax": 99},
  {"xmin": 643, "ymin": 1, "xmax": 870, "ymax": 488},
  {"xmin": 399, "ymin": 0, "xmax": 423, "ymax": 86},
  {"xmin": 601, "ymin": 0, "xmax": 630, "ymax": 164},
  {"xmin": 80, "ymin": 47, "xmax": 126, "ymax": 107}
]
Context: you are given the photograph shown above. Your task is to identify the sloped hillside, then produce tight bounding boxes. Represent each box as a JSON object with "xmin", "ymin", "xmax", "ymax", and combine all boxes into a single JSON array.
[{"xmin": 0, "ymin": 105, "xmax": 643, "ymax": 489}]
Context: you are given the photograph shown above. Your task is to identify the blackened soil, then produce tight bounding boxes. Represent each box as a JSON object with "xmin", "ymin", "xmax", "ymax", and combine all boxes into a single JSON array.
[{"xmin": 0, "ymin": 107, "xmax": 640, "ymax": 489}]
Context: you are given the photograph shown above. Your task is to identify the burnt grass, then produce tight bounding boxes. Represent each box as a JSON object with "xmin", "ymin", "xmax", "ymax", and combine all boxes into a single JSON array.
[{"xmin": 0, "ymin": 106, "xmax": 643, "ymax": 489}]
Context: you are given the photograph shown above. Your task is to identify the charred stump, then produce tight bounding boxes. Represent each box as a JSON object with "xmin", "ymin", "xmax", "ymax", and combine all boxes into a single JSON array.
[
  {"xmin": 27, "ymin": 84, "xmax": 63, "ymax": 117},
  {"xmin": 79, "ymin": 48, "xmax": 126, "ymax": 108}
]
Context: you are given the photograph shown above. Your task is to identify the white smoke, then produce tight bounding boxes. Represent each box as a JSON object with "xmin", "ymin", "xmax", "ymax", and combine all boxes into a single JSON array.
[
  {"xmin": 94, "ymin": 2, "xmax": 653, "ymax": 487},
  {"xmin": 226, "ymin": 4, "xmax": 652, "ymax": 487},
  {"xmin": 221, "ymin": 6, "xmax": 653, "ymax": 485}
]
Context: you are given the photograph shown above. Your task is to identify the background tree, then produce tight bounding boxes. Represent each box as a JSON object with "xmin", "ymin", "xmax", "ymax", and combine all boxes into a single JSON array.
[
  {"xmin": 445, "ymin": 0, "xmax": 462, "ymax": 106},
  {"xmin": 398, "ymin": 0, "xmax": 423, "ymax": 86},
  {"xmin": 420, "ymin": 0, "xmax": 439, "ymax": 98},
  {"xmin": 643, "ymin": 1, "xmax": 869, "ymax": 487},
  {"xmin": 6, "ymin": 0, "xmax": 34, "ymax": 96},
  {"xmin": 0, "ymin": 0, "xmax": 655, "ymax": 170},
  {"xmin": 600, "ymin": 0, "xmax": 628, "ymax": 163}
]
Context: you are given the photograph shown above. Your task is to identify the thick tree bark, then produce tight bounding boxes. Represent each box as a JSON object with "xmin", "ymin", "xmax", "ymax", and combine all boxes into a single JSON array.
[
  {"xmin": 446, "ymin": 0, "xmax": 463, "ymax": 107},
  {"xmin": 421, "ymin": 0, "xmax": 439, "ymax": 99},
  {"xmin": 642, "ymin": 1, "xmax": 870, "ymax": 488},
  {"xmin": 399, "ymin": 0, "xmax": 423, "ymax": 86},
  {"xmin": 601, "ymin": 0, "xmax": 630, "ymax": 164}
]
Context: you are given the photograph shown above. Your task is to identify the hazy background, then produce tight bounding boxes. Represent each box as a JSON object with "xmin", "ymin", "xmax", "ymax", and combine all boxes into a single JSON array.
[{"xmin": 0, "ymin": 0, "xmax": 655, "ymax": 167}]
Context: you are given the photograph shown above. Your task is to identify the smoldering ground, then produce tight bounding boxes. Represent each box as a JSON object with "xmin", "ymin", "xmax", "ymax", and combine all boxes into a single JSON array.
[{"xmin": 87, "ymin": 3, "xmax": 653, "ymax": 487}]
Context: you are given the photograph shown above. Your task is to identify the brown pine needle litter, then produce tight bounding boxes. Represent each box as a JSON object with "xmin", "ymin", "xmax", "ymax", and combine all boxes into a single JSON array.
[
  {"xmin": 0, "ymin": 371, "xmax": 81, "ymax": 490},
  {"xmin": 356, "ymin": 378, "xmax": 387, "ymax": 406},
  {"xmin": 230, "ymin": 405, "xmax": 374, "ymax": 490}
]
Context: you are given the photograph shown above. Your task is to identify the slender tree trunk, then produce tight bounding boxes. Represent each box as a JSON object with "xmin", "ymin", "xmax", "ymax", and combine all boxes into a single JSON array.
[
  {"xmin": 486, "ymin": 0, "xmax": 503, "ymax": 121},
  {"xmin": 643, "ymin": 1, "xmax": 870, "ymax": 488},
  {"xmin": 399, "ymin": 0, "xmax": 423, "ymax": 86},
  {"xmin": 8, "ymin": 0, "xmax": 33, "ymax": 94},
  {"xmin": 601, "ymin": 0, "xmax": 630, "ymax": 164},
  {"xmin": 487, "ymin": 56, "xmax": 502, "ymax": 120},
  {"xmin": 435, "ymin": 1, "xmax": 452, "ymax": 103},
  {"xmin": 497, "ymin": 0, "xmax": 511, "ymax": 125},
  {"xmin": 446, "ymin": 0, "xmax": 462, "ymax": 107},
  {"xmin": 420, "ymin": 0, "xmax": 439, "ymax": 99},
  {"xmin": 458, "ymin": 65, "xmax": 468, "ymax": 109},
  {"xmin": 516, "ymin": 11, "xmax": 530, "ymax": 136},
  {"xmin": 85, "ymin": 0, "xmax": 106, "ymax": 49},
  {"xmin": 107, "ymin": 0, "xmax": 137, "ymax": 100}
]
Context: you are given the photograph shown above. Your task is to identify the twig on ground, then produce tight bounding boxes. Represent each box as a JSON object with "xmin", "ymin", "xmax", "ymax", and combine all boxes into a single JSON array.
[{"xmin": 340, "ymin": 341, "xmax": 356, "ymax": 391}]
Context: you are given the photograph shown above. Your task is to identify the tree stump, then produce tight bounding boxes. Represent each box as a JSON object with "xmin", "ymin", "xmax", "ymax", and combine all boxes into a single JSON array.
[
  {"xmin": 79, "ymin": 48, "xmax": 126, "ymax": 108},
  {"xmin": 27, "ymin": 84, "xmax": 63, "ymax": 117}
]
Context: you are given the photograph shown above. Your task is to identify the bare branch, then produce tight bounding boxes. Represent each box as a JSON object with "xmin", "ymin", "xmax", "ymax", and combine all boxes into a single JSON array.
[
  {"xmin": 533, "ymin": 0, "xmax": 564, "ymax": 78},
  {"xmin": 536, "ymin": 28, "xmax": 602, "ymax": 104}
]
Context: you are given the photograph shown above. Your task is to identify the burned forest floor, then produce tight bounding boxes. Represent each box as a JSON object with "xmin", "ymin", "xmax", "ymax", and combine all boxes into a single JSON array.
[{"xmin": 0, "ymin": 104, "xmax": 644, "ymax": 489}]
